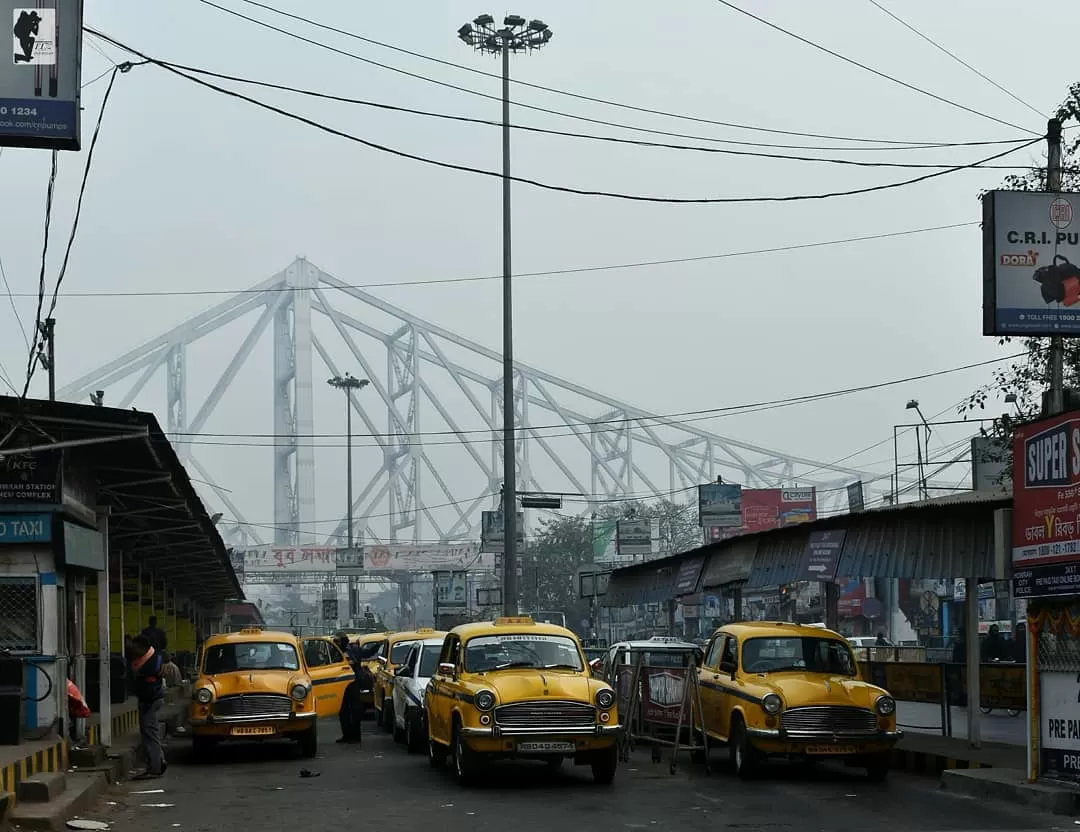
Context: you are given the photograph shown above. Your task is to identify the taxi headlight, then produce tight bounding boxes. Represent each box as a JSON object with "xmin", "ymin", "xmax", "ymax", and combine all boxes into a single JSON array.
[
  {"xmin": 875, "ymin": 695, "xmax": 896, "ymax": 716},
  {"xmin": 290, "ymin": 684, "xmax": 310, "ymax": 702},
  {"xmin": 595, "ymin": 688, "xmax": 615, "ymax": 710},
  {"xmin": 761, "ymin": 693, "xmax": 783, "ymax": 715},
  {"xmin": 195, "ymin": 687, "xmax": 213, "ymax": 705},
  {"xmin": 474, "ymin": 690, "xmax": 496, "ymax": 711}
]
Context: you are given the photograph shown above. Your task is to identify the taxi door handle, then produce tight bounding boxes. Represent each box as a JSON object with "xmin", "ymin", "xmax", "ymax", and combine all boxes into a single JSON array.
[{"xmin": 713, "ymin": 673, "xmax": 720, "ymax": 680}]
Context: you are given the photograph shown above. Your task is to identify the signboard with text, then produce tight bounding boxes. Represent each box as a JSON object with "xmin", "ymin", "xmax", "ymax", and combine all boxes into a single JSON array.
[
  {"xmin": 364, "ymin": 542, "xmax": 480, "ymax": 572},
  {"xmin": 480, "ymin": 511, "xmax": 525, "ymax": 553},
  {"xmin": 704, "ymin": 487, "xmax": 817, "ymax": 540},
  {"xmin": 1039, "ymin": 671, "xmax": 1080, "ymax": 783},
  {"xmin": 983, "ymin": 190, "xmax": 1080, "ymax": 336},
  {"xmin": 616, "ymin": 518, "xmax": 655, "ymax": 557},
  {"xmin": 0, "ymin": 433, "xmax": 59, "ymax": 503},
  {"xmin": 798, "ymin": 529, "xmax": 846, "ymax": 582},
  {"xmin": 698, "ymin": 483, "xmax": 742, "ymax": 528},
  {"xmin": 1011, "ymin": 412, "xmax": 1080, "ymax": 599},
  {"xmin": 242, "ymin": 546, "xmax": 338, "ymax": 573},
  {"xmin": 0, "ymin": 512, "xmax": 51, "ymax": 543}
]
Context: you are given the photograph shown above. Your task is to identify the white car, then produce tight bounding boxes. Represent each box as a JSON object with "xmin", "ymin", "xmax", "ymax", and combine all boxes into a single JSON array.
[{"xmin": 391, "ymin": 636, "xmax": 445, "ymax": 753}]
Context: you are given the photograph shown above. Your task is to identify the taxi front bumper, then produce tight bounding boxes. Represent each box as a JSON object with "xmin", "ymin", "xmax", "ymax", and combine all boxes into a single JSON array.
[
  {"xmin": 461, "ymin": 724, "xmax": 622, "ymax": 738},
  {"xmin": 746, "ymin": 726, "xmax": 902, "ymax": 744}
]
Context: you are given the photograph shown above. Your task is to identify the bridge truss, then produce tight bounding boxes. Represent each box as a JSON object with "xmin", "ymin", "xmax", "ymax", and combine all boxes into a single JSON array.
[{"xmin": 59, "ymin": 258, "xmax": 874, "ymax": 547}]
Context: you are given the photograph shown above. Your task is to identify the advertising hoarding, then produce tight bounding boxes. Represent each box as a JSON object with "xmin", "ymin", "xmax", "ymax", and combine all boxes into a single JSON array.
[
  {"xmin": 971, "ymin": 436, "xmax": 1009, "ymax": 491},
  {"xmin": 480, "ymin": 511, "xmax": 525, "ymax": 553},
  {"xmin": 1, "ymin": 0, "xmax": 82, "ymax": 150},
  {"xmin": 616, "ymin": 518, "xmax": 655, "ymax": 557},
  {"xmin": 241, "ymin": 546, "xmax": 338, "ymax": 573},
  {"xmin": 847, "ymin": 481, "xmax": 865, "ymax": 512},
  {"xmin": 797, "ymin": 529, "xmax": 846, "ymax": 582},
  {"xmin": 837, "ymin": 578, "xmax": 868, "ymax": 616},
  {"xmin": 983, "ymin": 190, "xmax": 1080, "ymax": 336},
  {"xmin": 698, "ymin": 483, "xmax": 742, "ymax": 527},
  {"xmin": 0, "ymin": 512, "xmax": 51, "ymax": 543},
  {"xmin": 434, "ymin": 570, "xmax": 468, "ymax": 608},
  {"xmin": 1010, "ymin": 412, "xmax": 1080, "ymax": 597},
  {"xmin": 364, "ymin": 542, "xmax": 480, "ymax": 572},
  {"xmin": 1038, "ymin": 671, "xmax": 1080, "ymax": 784},
  {"xmin": 704, "ymin": 487, "xmax": 817, "ymax": 540}
]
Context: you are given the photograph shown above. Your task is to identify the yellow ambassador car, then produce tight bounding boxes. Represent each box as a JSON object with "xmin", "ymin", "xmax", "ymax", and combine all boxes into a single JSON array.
[
  {"xmin": 425, "ymin": 617, "xmax": 621, "ymax": 786},
  {"xmin": 188, "ymin": 628, "xmax": 355, "ymax": 760},
  {"xmin": 695, "ymin": 622, "xmax": 901, "ymax": 780},
  {"xmin": 374, "ymin": 628, "xmax": 446, "ymax": 731}
]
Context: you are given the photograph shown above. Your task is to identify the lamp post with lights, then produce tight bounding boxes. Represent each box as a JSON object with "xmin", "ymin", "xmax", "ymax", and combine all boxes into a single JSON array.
[
  {"xmin": 457, "ymin": 14, "xmax": 553, "ymax": 615},
  {"xmin": 327, "ymin": 373, "xmax": 370, "ymax": 549}
]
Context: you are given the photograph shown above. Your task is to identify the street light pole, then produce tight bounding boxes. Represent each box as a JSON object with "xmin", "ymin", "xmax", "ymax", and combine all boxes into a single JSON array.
[
  {"xmin": 458, "ymin": 14, "xmax": 553, "ymax": 617},
  {"xmin": 327, "ymin": 374, "xmax": 370, "ymax": 549}
]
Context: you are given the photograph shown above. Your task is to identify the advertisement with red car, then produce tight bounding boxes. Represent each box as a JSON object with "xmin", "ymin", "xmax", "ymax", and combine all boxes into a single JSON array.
[
  {"xmin": 706, "ymin": 487, "xmax": 816, "ymax": 541},
  {"xmin": 1012, "ymin": 411, "xmax": 1080, "ymax": 598}
]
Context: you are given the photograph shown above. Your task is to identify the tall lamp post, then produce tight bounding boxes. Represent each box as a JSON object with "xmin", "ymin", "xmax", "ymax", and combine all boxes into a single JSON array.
[
  {"xmin": 327, "ymin": 373, "xmax": 370, "ymax": 549},
  {"xmin": 458, "ymin": 14, "xmax": 553, "ymax": 616},
  {"xmin": 905, "ymin": 399, "xmax": 932, "ymax": 501}
]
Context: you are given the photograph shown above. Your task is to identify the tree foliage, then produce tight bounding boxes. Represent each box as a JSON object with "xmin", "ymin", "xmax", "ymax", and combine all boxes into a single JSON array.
[{"xmin": 959, "ymin": 85, "xmax": 1080, "ymax": 464}]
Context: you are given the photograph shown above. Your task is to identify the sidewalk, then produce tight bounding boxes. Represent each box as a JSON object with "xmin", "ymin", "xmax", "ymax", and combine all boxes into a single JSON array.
[{"xmin": 890, "ymin": 731, "xmax": 1025, "ymax": 775}]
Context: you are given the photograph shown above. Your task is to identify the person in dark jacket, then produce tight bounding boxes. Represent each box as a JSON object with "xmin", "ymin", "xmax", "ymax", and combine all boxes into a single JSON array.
[
  {"xmin": 129, "ymin": 635, "xmax": 167, "ymax": 779},
  {"xmin": 335, "ymin": 633, "xmax": 365, "ymax": 745},
  {"xmin": 141, "ymin": 617, "xmax": 167, "ymax": 654}
]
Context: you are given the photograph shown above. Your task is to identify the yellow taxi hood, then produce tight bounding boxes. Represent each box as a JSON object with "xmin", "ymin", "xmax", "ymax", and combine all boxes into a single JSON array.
[
  {"xmin": 201, "ymin": 669, "xmax": 310, "ymax": 696},
  {"xmin": 478, "ymin": 671, "xmax": 596, "ymax": 705},
  {"xmin": 757, "ymin": 674, "xmax": 884, "ymax": 708}
]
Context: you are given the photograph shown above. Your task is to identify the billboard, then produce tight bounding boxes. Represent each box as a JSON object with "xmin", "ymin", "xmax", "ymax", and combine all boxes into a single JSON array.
[
  {"xmin": 1, "ymin": 0, "xmax": 82, "ymax": 150},
  {"xmin": 364, "ymin": 542, "xmax": 480, "ymax": 572},
  {"xmin": 480, "ymin": 511, "xmax": 525, "ymax": 553},
  {"xmin": 1012, "ymin": 411, "xmax": 1080, "ymax": 598},
  {"xmin": 971, "ymin": 436, "xmax": 1009, "ymax": 491},
  {"xmin": 847, "ymin": 481, "xmax": 865, "ymax": 512},
  {"xmin": 616, "ymin": 518, "xmax": 656, "ymax": 557},
  {"xmin": 797, "ymin": 529, "xmax": 846, "ymax": 582},
  {"xmin": 704, "ymin": 487, "xmax": 817, "ymax": 540},
  {"xmin": 240, "ymin": 546, "xmax": 339, "ymax": 573},
  {"xmin": 982, "ymin": 190, "xmax": 1080, "ymax": 336},
  {"xmin": 698, "ymin": 483, "xmax": 742, "ymax": 527},
  {"xmin": 434, "ymin": 570, "xmax": 468, "ymax": 609}
]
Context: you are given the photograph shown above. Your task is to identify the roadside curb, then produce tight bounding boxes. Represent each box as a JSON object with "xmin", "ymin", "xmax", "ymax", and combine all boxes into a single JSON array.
[
  {"xmin": 941, "ymin": 767, "xmax": 1080, "ymax": 815},
  {"xmin": 889, "ymin": 747, "xmax": 993, "ymax": 776}
]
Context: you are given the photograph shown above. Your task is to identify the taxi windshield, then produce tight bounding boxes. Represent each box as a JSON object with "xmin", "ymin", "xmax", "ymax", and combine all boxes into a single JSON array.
[
  {"xmin": 464, "ymin": 633, "xmax": 584, "ymax": 672},
  {"xmin": 390, "ymin": 641, "xmax": 418, "ymax": 664},
  {"xmin": 354, "ymin": 640, "xmax": 384, "ymax": 661},
  {"xmin": 741, "ymin": 636, "xmax": 856, "ymax": 676},
  {"xmin": 202, "ymin": 642, "xmax": 300, "ymax": 674},
  {"xmin": 418, "ymin": 645, "xmax": 442, "ymax": 677}
]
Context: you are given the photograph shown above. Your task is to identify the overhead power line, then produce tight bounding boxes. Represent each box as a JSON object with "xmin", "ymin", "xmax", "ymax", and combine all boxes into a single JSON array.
[
  {"xmin": 712, "ymin": 0, "xmax": 1040, "ymax": 136},
  {"xmin": 80, "ymin": 32, "xmax": 1048, "ymax": 206},
  {"xmin": 18, "ymin": 220, "xmax": 980, "ymax": 299},
  {"xmin": 127, "ymin": 56, "xmax": 1044, "ymax": 171},
  {"xmin": 164, "ymin": 351, "xmax": 1028, "ymax": 447},
  {"xmin": 204, "ymin": 0, "xmax": 1021, "ymax": 149},
  {"xmin": 865, "ymin": 0, "xmax": 1044, "ymax": 120}
]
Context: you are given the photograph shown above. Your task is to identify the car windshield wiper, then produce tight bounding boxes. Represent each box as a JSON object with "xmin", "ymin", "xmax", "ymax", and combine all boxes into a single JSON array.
[
  {"xmin": 543, "ymin": 663, "xmax": 580, "ymax": 670},
  {"xmin": 492, "ymin": 661, "xmax": 538, "ymax": 670}
]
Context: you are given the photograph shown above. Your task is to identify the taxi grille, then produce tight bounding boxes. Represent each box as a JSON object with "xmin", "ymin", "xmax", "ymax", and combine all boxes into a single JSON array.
[
  {"xmin": 494, "ymin": 701, "xmax": 596, "ymax": 729},
  {"xmin": 780, "ymin": 706, "xmax": 878, "ymax": 737},
  {"xmin": 213, "ymin": 694, "xmax": 292, "ymax": 718}
]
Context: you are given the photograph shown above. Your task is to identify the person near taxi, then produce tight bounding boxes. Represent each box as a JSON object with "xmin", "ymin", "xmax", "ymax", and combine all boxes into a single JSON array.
[
  {"xmin": 335, "ymin": 632, "xmax": 366, "ymax": 745},
  {"xmin": 129, "ymin": 634, "xmax": 167, "ymax": 779}
]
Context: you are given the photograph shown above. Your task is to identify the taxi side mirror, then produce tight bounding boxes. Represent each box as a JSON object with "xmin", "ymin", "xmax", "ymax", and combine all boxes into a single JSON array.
[
  {"xmin": 719, "ymin": 660, "xmax": 737, "ymax": 678},
  {"xmin": 437, "ymin": 662, "xmax": 456, "ymax": 678},
  {"xmin": 376, "ymin": 655, "xmax": 388, "ymax": 665}
]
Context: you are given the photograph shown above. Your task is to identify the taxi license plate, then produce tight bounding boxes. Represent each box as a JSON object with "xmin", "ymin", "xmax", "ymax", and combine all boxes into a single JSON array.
[
  {"xmin": 518, "ymin": 741, "xmax": 575, "ymax": 754},
  {"xmin": 804, "ymin": 744, "xmax": 856, "ymax": 755},
  {"xmin": 231, "ymin": 726, "xmax": 276, "ymax": 737}
]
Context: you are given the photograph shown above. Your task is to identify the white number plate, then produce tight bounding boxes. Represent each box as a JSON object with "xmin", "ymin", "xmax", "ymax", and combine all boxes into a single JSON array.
[{"xmin": 517, "ymin": 741, "xmax": 575, "ymax": 754}]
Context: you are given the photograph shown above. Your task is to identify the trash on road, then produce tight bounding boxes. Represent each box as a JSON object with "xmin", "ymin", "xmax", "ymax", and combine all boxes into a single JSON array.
[
  {"xmin": 66, "ymin": 821, "xmax": 110, "ymax": 830},
  {"xmin": 299, "ymin": 769, "xmax": 321, "ymax": 778}
]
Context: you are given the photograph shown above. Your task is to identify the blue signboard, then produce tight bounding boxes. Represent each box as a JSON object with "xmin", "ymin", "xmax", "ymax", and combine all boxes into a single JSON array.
[
  {"xmin": 0, "ymin": 0, "xmax": 83, "ymax": 151},
  {"xmin": 0, "ymin": 512, "xmax": 52, "ymax": 543}
]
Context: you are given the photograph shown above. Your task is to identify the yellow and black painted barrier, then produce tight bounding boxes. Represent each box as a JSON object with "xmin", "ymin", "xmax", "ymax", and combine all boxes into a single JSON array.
[{"xmin": 0, "ymin": 737, "xmax": 68, "ymax": 809}]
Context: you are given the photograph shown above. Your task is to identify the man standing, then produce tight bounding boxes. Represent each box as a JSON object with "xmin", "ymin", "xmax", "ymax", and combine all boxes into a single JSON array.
[
  {"xmin": 142, "ymin": 617, "xmax": 167, "ymax": 654},
  {"xmin": 129, "ymin": 635, "xmax": 167, "ymax": 779},
  {"xmin": 334, "ymin": 632, "xmax": 365, "ymax": 745}
]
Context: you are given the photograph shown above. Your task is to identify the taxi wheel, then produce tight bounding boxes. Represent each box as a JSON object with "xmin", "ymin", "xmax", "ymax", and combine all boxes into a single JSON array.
[
  {"xmin": 381, "ymin": 701, "xmax": 395, "ymax": 733},
  {"xmin": 730, "ymin": 717, "xmax": 759, "ymax": 779},
  {"xmin": 429, "ymin": 736, "xmax": 448, "ymax": 768},
  {"xmin": 298, "ymin": 723, "xmax": 319, "ymax": 759},
  {"xmin": 865, "ymin": 752, "xmax": 891, "ymax": 783},
  {"xmin": 393, "ymin": 715, "xmax": 406, "ymax": 744},
  {"xmin": 453, "ymin": 723, "xmax": 479, "ymax": 785},
  {"xmin": 406, "ymin": 711, "xmax": 425, "ymax": 754},
  {"xmin": 191, "ymin": 735, "xmax": 215, "ymax": 763},
  {"xmin": 591, "ymin": 745, "xmax": 618, "ymax": 785}
]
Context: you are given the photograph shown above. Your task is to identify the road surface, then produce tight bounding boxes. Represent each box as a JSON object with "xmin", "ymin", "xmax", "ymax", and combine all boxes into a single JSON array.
[
  {"xmin": 898, "ymin": 701, "xmax": 1026, "ymax": 745},
  {"xmin": 78, "ymin": 719, "xmax": 1063, "ymax": 832}
]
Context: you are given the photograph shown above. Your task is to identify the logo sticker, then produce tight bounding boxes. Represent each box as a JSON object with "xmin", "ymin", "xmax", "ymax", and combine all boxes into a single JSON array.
[{"xmin": 12, "ymin": 8, "xmax": 55, "ymax": 66}]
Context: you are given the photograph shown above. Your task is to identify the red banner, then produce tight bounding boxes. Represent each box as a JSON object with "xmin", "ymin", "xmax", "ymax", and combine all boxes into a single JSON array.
[
  {"xmin": 1012, "ymin": 412, "xmax": 1080, "ymax": 568},
  {"xmin": 837, "ymin": 578, "xmax": 867, "ymax": 616},
  {"xmin": 706, "ymin": 488, "xmax": 817, "ymax": 541},
  {"xmin": 641, "ymin": 666, "xmax": 688, "ymax": 726}
]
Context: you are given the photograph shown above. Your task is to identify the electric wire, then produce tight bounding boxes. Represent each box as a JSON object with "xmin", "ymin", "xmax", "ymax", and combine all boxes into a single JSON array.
[
  {"xmin": 21, "ymin": 151, "xmax": 58, "ymax": 401},
  {"xmin": 166, "ymin": 351, "xmax": 1028, "ymax": 447},
  {"xmin": 15, "ymin": 220, "xmax": 981, "ymax": 299},
  {"xmin": 118, "ymin": 55, "xmax": 1047, "ymax": 171},
  {"xmin": 77, "ymin": 34, "xmax": 1053, "ymax": 206},
  {"xmin": 864, "ymin": 0, "xmax": 1045, "ymax": 120},
  {"xmin": 712, "ymin": 0, "xmax": 1039, "ymax": 136},
  {"xmin": 204, "ymin": 0, "xmax": 1026, "ymax": 149}
]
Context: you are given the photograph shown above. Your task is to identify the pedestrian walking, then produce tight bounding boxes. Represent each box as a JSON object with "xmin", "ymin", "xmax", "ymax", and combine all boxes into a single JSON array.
[{"xmin": 129, "ymin": 634, "xmax": 167, "ymax": 779}]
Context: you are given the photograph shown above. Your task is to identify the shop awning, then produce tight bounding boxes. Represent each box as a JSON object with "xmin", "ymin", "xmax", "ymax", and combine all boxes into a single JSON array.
[
  {"xmin": 701, "ymin": 537, "xmax": 757, "ymax": 588},
  {"xmin": 744, "ymin": 529, "xmax": 811, "ymax": 590}
]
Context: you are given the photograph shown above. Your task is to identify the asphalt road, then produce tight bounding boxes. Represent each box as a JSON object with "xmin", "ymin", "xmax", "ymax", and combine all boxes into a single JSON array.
[
  {"xmin": 83, "ymin": 719, "xmax": 1063, "ymax": 832},
  {"xmin": 897, "ymin": 701, "xmax": 1026, "ymax": 745}
]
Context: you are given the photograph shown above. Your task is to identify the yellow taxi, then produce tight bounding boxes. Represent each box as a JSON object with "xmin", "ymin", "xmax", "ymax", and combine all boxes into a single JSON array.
[
  {"xmin": 695, "ymin": 621, "xmax": 901, "ymax": 780},
  {"xmin": 188, "ymin": 628, "xmax": 355, "ymax": 760},
  {"xmin": 373, "ymin": 628, "xmax": 446, "ymax": 731},
  {"xmin": 349, "ymin": 631, "xmax": 389, "ymax": 712},
  {"xmin": 424, "ymin": 616, "xmax": 621, "ymax": 785}
]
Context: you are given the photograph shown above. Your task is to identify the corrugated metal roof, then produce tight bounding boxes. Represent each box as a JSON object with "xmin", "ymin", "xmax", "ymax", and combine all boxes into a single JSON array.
[
  {"xmin": 744, "ymin": 530, "xmax": 812, "ymax": 590},
  {"xmin": 834, "ymin": 509, "xmax": 998, "ymax": 579},
  {"xmin": 701, "ymin": 537, "xmax": 758, "ymax": 588},
  {"xmin": 604, "ymin": 566, "xmax": 677, "ymax": 606}
]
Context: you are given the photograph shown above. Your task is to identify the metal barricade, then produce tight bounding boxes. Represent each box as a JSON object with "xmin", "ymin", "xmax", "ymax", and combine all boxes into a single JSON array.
[{"xmin": 615, "ymin": 648, "xmax": 710, "ymax": 775}]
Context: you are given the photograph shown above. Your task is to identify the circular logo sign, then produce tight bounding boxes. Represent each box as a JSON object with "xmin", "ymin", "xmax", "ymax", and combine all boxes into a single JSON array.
[
  {"xmin": 367, "ymin": 546, "xmax": 391, "ymax": 569},
  {"xmin": 1050, "ymin": 197, "xmax": 1073, "ymax": 229}
]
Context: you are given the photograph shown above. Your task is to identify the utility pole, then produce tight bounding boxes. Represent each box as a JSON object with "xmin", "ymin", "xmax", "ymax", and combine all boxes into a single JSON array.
[
  {"xmin": 458, "ymin": 14, "xmax": 553, "ymax": 616},
  {"xmin": 326, "ymin": 374, "xmax": 369, "ymax": 548},
  {"xmin": 1047, "ymin": 117, "xmax": 1065, "ymax": 415},
  {"xmin": 38, "ymin": 318, "xmax": 55, "ymax": 401}
]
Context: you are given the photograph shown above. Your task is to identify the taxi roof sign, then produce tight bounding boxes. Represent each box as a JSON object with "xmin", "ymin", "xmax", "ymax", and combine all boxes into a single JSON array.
[
  {"xmin": 239, "ymin": 627, "xmax": 263, "ymax": 634},
  {"xmin": 494, "ymin": 616, "xmax": 534, "ymax": 626},
  {"xmin": 416, "ymin": 627, "xmax": 435, "ymax": 634}
]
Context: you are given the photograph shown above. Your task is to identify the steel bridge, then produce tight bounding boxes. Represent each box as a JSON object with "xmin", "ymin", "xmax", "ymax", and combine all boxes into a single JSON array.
[{"xmin": 59, "ymin": 258, "xmax": 873, "ymax": 548}]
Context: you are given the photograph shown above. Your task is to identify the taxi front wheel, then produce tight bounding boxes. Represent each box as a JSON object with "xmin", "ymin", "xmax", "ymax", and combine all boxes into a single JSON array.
[
  {"xmin": 298, "ymin": 723, "xmax": 319, "ymax": 758},
  {"xmin": 591, "ymin": 745, "xmax": 618, "ymax": 785},
  {"xmin": 865, "ymin": 752, "xmax": 891, "ymax": 783},
  {"xmin": 453, "ymin": 724, "xmax": 480, "ymax": 785}
]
